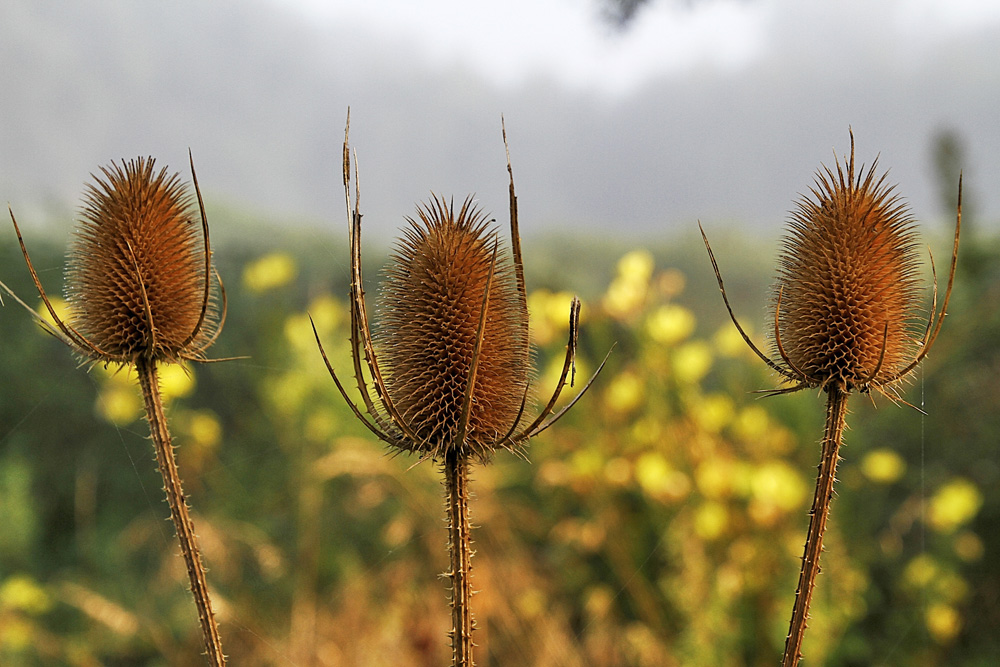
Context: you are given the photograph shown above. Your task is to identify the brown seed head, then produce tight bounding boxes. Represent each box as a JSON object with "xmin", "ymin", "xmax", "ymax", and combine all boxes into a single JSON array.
[
  {"xmin": 376, "ymin": 196, "xmax": 531, "ymax": 461},
  {"xmin": 773, "ymin": 136, "xmax": 923, "ymax": 393},
  {"xmin": 65, "ymin": 157, "xmax": 216, "ymax": 363}
]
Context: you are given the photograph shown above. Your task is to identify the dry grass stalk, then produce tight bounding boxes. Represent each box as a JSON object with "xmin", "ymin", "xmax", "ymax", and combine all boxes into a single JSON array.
[
  {"xmin": 314, "ymin": 113, "xmax": 608, "ymax": 666},
  {"xmin": 4, "ymin": 155, "xmax": 228, "ymax": 666},
  {"xmin": 701, "ymin": 131, "xmax": 960, "ymax": 666}
]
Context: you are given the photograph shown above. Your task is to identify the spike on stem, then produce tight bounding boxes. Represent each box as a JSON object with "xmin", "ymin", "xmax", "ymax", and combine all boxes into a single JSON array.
[
  {"xmin": 444, "ymin": 450, "xmax": 475, "ymax": 666},
  {"xmin": 782, "ymin": 388, "xmax": 848, "ymax": 666},
  {"xmin": 136, "ymin": 357, "xmax": 226, "ymax": 666}
]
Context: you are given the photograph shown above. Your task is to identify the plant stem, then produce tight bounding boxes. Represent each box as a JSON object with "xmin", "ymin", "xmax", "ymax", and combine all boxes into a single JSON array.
[
  {"xmin": 782, "ymin": 387, "xmax": 849, "ymax": 667},
  {"xmin": 444, "ymin": 449, "xmax": 475, "ymax": 666},
  {"xmin": 136, "ymin": 357, "xmax": 226, "ymax": 666}
]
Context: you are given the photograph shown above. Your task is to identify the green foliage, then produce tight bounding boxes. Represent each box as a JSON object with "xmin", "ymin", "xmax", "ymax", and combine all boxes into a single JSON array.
[{"xmin": 0, "ymin": 222, "xmax": 995, "ymax": 665}]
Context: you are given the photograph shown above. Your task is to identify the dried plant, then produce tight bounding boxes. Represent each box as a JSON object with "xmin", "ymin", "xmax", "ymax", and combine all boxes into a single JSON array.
[
  {"xmin": 313, "ymin": 115, "xmax": 608, "ymax": 666},
  {"xmin": 2, "ymin": 155, "xmax": 228, "ymax": 665},
  {"xmin": 701, "ymin": 131, "xmax": 961, "ymax": 666}
]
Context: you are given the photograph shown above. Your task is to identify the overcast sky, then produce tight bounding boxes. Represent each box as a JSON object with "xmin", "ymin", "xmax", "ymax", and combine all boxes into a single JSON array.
[
  {"xmin": 269, "ymin": 0, "xmax": 1000, "ymax": 235},
  {"xmin": 279, "ymin": 0, "xmax": 770, "ymax": 94},
  {"xmin": 279, "ymin": 0, "xmax": 1000, "ymax": 94},
  {"xmin": 2, "ymin": 0, "xmax": 998, "ymax": 240}
]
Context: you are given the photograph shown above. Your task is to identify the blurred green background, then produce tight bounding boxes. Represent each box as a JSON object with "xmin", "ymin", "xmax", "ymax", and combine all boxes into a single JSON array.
[{"xmin": 1, "ymin": 191, "xmax": 997, "ymax": 666}]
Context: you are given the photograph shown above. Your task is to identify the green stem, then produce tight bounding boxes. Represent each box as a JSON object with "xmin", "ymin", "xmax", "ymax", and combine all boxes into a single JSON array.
[
  {"xmin": 782, "ymin": 387, "xmax": 849, "ymax": 667},
  {"xmin": 444, "ymin": 449, "xmax": 475, "ymax": 666},
  {"xmin": 136, "ymin": 357, "xmax": 226, "ymax": 666}
]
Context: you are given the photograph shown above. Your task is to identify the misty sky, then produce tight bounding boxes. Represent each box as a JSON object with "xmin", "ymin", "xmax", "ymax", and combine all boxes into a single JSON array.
[
  {"xmin": 2, "ymin": 0, "xmax": 998, "ymax": 240},
  {"xmin": 281, "ymin": 0, "xmax": 1000, "ymax": 95},
  {"xmin": 273, "ymin": 0, "xmax": 1000, "ymax": 236}
]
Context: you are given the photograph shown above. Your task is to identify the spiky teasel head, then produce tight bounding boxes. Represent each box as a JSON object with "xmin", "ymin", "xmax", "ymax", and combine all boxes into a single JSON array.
[
  {"xmin": 701, "ymin": 130, "xmax": 960, "ymax": 400},
  {"xmin": 377, "ymin": 196, "xmax": 530, "ymax": 462},
  {"xmin": 7, "ymin": 154, "xmax": 223, "ymax": 366},
  {"xmin": 66, "ymin": 157, "xmax": 217, "ymax": 363},
  {"xmin": 314, "ymin": 114, "xmax": 610, "ymax": 467},
  {"xmin": 772, "ymin": 135, "xmax": 922, "ymax": 394}
]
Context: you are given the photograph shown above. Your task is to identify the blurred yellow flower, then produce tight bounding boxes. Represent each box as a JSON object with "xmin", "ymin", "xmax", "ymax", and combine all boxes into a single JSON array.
[
  {"xmin": 285, "ymin": 298, "xmax": 343, "ymax": 355},
  {"xmin": 0, "ymin": 575, "xmax": 51, "ymax": 615},
  {"xmin": 242, "ymin": 252, "xmax": 298, "ymax": 293},
  {"xmin": 695, "ymin": 458, "xmax": 736, "ymax": 500},
  {"xmin": 0, "ymin": 617, "xmax": 33, "ymax": 650},
  {"xmin": 732, "ymin": 406, "xmax": 769, "ymax": 442},
  {"xmin": 645, "ymin": 304, "xmax": 696, "ymax": 345},
  {"xmin": 97, "ymin": 383, "xmax": 143, "ymax": 425},
  {"xmin": 692, "ymin": 393, "xmax": 734, "ymax": 433},
  {"xmin": 749, "ymin": 460, "xmax": 807, "ymax": 520},
  {"xmin": 904, "ymin": 554, "xmax": 940, "ymax": 589},
  {"xmin": 158, "ymin": 363, "xmax": 195, "ymax": 400},
  {"xmin": 527, "ymin": 289, "xmax": 576, "ymax": 345},
  {"xmin": 694, "ymin": 501, "xmax": 729, "ymax": 540},
  {"xmin": 537, "ymin": 460, "xmax": 571, "ymax": 487},
  {"xmin": 284, "ymin": 312, "xmax": 314, "ymax": 352},
  {"xmin": 928, "ymin": 478, "xmax": 983, "ymax": 533},
  {"xmin": 309, "ymin": 294, "xmax": 343, "ymax": 335},
  {"xmin": 604, "ymin": 371, "xmax": 644, "ymax": 415},
  {"xmin": 617, "ymin": 249, "xmax": 655, "ymax": 283},
  {"xmin": 635, "ymin": 452, "xmax": 690, "ymax": 502},
  {"xmin": 585, "ymin": 585, "xmax": 615, "ymax": 620},
  {"xmin": 860, "ymin": 449, "xmax": 906, "ymax": 484},
  {"xmin": 516, "ymin": 588, "xmax": 547, "ymax": 619},
  {"xmin": 604, "ymin": 277, "xmax": 646, "ymax": 319},
  {"xmin": 571, "ymin": 448, "xmax": 605, "ymax": 479},
  {"xmin": 630, "ymin": 417, "xmax": 663, "ymax": 446},
  {"xmin": 603, "ymin": 249, "xmax": 654, "ymax": 319},
  {"xmin": 715, "ymin": 563, "xmax": 744, "ymax": 600},
  {"xmin": 186, "ymin": 410, "xmax": 222, "ymax": 450},
  {"xmin": 938, "ymin": 571, "xmax": 969, "ymax": 604},
  {"xmin": 925, "ymin": 602, "xmax": 962, "ymax": 643},
  {"xmin": 382, "ymin": 516, "xmax": 414, "ymax": 549},
  {"xmin": 712, "ymin": 323, "xmax": 749, "ymax": 357},
  {"xmin": 34, "ymin": 297, "xmax": 71, "ymax": 330},
  {"xmin": 672, "ymin": 341, "xmax": 713, "ymax": 384}
]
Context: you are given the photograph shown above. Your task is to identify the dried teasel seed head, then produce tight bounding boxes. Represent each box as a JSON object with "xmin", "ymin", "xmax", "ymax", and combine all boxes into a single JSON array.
[
  {"xmin": 65, "ymin": 157, "xmax": 216, "ymax": 362},
  {"xmin": 773, "ymin": 135, "xmax": 923, "ymax": 393},
  {"xmin": 376, "ymin": 195, "xmax": 531, "ymax": 461}
]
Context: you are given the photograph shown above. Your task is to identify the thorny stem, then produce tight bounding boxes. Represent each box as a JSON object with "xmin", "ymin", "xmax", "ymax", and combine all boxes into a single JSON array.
[
  {"xmin": 444, "ymin": 449, "xmax": 475, "ymax": 666},
  {"xmin": 782, "ymin": 388, "xmax": 849, "ymax": 667},
  {"xmin": 136, "ymin": 357, "xmax": 226, "ymax": 666}
]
